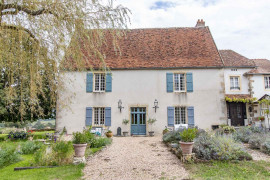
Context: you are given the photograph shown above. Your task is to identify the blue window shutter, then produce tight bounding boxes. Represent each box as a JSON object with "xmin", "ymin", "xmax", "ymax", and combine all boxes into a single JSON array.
[
  {"xmin": 166, "ymin": 73, "xmax": 173, "ymax": 92},
  {"xmin": 105, "ymin": 73, "xmax": 112, "ymax": 92},
  {"xmin": 86, "ymin": 73, "xmax": 93, "ymax": 92},
  {"xmin": 86, "ymin": 107, "xmax": 92, "ymax": 126},
  {"xmin": 186, "ymin": 73, "xmax": 193, "ymax": 92},
  {"xmin": 167, "ymin": 107, "xmax": 174, "ymax": 127},
  {"xmin": 187, "ymin": 106, "xmax": 194, "ymax": 127},
  {"xmin": 105, "ymin": 107, "xmax": 111, "ymax": 126}
]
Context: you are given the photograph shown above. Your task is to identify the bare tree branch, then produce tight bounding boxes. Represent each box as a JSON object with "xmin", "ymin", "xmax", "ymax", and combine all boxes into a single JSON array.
[
  {"xmin": 0, "ymin": 25, "xmax": 37, "ymax": 41},
  {"xmin": 0, "ymin": 3, "xmax": 57, "ymax": 17}
]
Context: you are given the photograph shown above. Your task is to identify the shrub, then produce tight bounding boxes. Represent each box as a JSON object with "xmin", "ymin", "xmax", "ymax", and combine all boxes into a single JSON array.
[
  {"xmin": 233, "ymin": 127, "xmax": 253, "ymax": 143},
  {"xmin": 162, "ymin": 129, "xmax": 185, "ymax": 143},
  {"xmin": 8, "ymin": 131, "xmax": 29, "ymax": 140},
  {"xmin": 72, "ymin": 131, "xmax": 88, "ymax": 144},
  {"xmin": 34, "ymin": 141, "xmax": 74, "ymax": 166},
  {"xmin": 0, "ymin": 134, "xmax": 8, "ymax": 141},
  {"xmin": 21, "ymin": 141, "xmax": 43, "ymax": 154},
  {"xmin": 193, "ymin": 133, "xmax": 252, "ymax": 161},
  {"xmin": 180, "ymin": 128, "xmax": 197, "ymax": 142},
  {"xmin": 248, "ymin": 134, "xmax": 266, "ymax": 149},
  {"xmin": 83, "ymin": 130, "xmax": 95, "ymax": 145},
  {"xmin": 261, "ymin": 140, "xmax": 270, "ymax": 155},
  {"xmin": 0, "ymin": 146, "xmax": 21, "ymax": 168},
  {"xmin": 250, "ymin": 125, "xmax": 265, "ymax": 133},
  {"xmin": 91, "ymin": 137, "xmax": 112, "ymax": 148}
]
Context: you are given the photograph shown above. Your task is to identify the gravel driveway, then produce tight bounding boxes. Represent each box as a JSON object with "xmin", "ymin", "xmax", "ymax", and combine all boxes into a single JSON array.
[{"xmin": 83, "ymin": 136, "xmax": 188, "ymax": 180}]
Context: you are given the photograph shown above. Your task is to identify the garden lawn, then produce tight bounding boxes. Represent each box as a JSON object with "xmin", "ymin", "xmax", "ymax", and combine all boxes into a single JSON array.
[
  {"xmin": 0, "ymin": 155, "xmax": 84, "ymax": 180},
  {"xmin": 185, "ymin": 160, "xmax": 270, "ymax": 180}
]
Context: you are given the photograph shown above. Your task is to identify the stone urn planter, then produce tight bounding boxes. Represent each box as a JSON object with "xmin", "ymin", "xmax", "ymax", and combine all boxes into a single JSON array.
[
  {"xmin": 148, "ymin": 131, "xmax": 155, "ymax": 137},
  {"xmin": 179, "ymin": 128, "xmax": 197, "ymax": 155},
  {"xmin": 72, "ymin": 131, "xmax": 88, "ymax": 157},
  {"xmin": 123, "ymin": 131, "xmax": 129, "ymax": 137},
  {"xmin": 106, "ymin": 130, "xmax": 113, "ymax": 138},
  {"xmin": 73, "ymin": 144, "xmax": 87, "ymax": 157},
  {"xmin": 179, "ymin": 142, "xmax": 194, "ymax": 154}
]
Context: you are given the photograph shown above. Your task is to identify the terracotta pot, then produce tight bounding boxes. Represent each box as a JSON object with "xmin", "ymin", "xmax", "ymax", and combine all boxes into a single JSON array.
[
  {"xmin": 106, "ymin": 132, "xmax": 113, "ymax": 138},
  {"xmin": 179, "ymin": 141, "xmax": 194, "ymax": 155},
  {"xmin": 73, "ymin": 144, "xmax": 87, "ymax": 157},
  {"xmin": 123, "ymin": 132, "xmax": 128, "ymax": 137},
  {"xmin": 149, "ymin": 131, "xmax": 154, "ymax": 137}
]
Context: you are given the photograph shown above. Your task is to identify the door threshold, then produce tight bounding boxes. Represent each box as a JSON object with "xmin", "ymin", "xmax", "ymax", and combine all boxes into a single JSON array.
[{"xmin": 131, "ymin": 135, "xmax": 147, "ymax": 137}]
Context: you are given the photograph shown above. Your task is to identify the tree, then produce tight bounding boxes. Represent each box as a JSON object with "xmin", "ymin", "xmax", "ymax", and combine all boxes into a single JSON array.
[{"xmin": 0, "ymin": 0, "xmax": 130, "ymax": 121}]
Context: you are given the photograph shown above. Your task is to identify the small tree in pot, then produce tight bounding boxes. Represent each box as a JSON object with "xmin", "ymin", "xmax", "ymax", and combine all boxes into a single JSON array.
[
  {"xmin": 122, "ymin": 119, "xmax": 129, "ymax": 136},
  {"xmin": 179, "ymin": 128, "xmax": 197, "ymax": 154},
  {"xmin": 72, "ymin": 131, "xmax": 88, "ymax": 157},
  {"xmin": 148, "ymin": 118, "xmax": 157, "ymax": 137},
  {"xmin": 106, "ymin": 130, "xmax": 113, "ymax": 138}
]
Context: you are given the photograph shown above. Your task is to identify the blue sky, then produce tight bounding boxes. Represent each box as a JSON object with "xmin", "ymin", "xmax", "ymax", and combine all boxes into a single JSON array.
[{"xmin": 116, "ymin": 0, "xmax": 270, "ymax": 59}]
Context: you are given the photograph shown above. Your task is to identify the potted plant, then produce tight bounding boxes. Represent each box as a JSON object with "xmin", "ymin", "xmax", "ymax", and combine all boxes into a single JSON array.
[
  {"xmin": 72, "ymin": 131, "xmax": 88, "ymax": 157},
  {"xmin": 163, "ymin": 126, "xmax": 169, "ymax": 135},
  {"xmin": 147, "ymin": 118, "xmax": 157, "ymax": 137},
  {"xmin": 106, "ymin": 130, "xmax": 113, "ymax": 138},
  {"xmin": 179, "ymin": 128, "xmax": 197, "ymax": 155},
  {"xmin": 122, "ymin": 119, "xmax": 129, "ymax": 137}
]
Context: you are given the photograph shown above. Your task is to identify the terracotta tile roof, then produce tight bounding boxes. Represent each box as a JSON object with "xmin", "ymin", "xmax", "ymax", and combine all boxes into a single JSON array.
[
  {"xmin": 65, "ymin": 27, "xmax": 224, "ymax": 70},
  {"xmin": 219, "ymin": 50, "xmax": 255, "ymax": 67},
  {"xmin": 245, "ymin": 59, "xmax": 270, "ymax": 74},
  {"xmin": 225, "ymin": 94, "xmax": 251, "ymax": 99}
]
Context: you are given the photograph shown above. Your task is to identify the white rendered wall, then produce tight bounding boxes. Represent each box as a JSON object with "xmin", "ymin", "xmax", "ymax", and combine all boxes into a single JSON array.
[
  {"xmin": 251, "ymin": 75, "xmax": 270, "ymax": 99},
  {"xmin": 57, "ymin": 69, "xmax": 226, "ymax": 135},
  {"xmin": 224, "ymin": 68, "xmax": 252, "ymax": 95}
]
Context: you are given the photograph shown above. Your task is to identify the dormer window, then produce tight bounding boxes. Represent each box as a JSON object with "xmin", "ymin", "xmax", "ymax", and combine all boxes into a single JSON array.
[{"xmin": 230, "ymin": 76, "xmax": 240, "ymax": 90}]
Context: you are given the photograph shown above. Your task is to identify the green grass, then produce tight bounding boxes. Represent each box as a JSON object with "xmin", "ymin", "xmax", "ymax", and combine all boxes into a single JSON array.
[
  {"xmin": 0, "ymin": 155, "xmax": 84, "ymax": 180},
  {"xmin": 184, "ymin": 160, "xmax": 270, "ymax": 180},
  {"xmin": 0, "ymin": 140, "xmax": 105, "ymax": 180}
]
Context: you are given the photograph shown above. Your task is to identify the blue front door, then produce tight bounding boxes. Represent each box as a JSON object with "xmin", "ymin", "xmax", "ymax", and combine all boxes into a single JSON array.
[{"xmin": 131, "ymin": 107, "xmax": 146, "ymax": 135}]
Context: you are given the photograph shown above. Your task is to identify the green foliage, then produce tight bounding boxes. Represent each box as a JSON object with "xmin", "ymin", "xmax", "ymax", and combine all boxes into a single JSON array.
[
  {"xmin": 261, "ymin": 140, "xmax": 270, "ymax": 155},
  {"xmin": 162, "ymin": 129, "xmax": 185, "ymax": 143},
  {"xmin": 72, "ymin": 132, "xmax": 88, "ymax": 144},
  {"xmin": 0, "ymin": 146, "xmax": 21, "ymax": 168},
  {"xmin": 21, "ymin": 141, "xmax": 43, "ymax": 154},
  {"xmin": 8, "ymin": 131, "xmax": 29, "ymax": 140},
  {"xmin": 233, "ymin": 127, "xmax": 253, "ymax": 143},
  {"xmin": 122, "ymin": 119, "xmax": 129, "ymax": 125},
  {"xmin": 180, "ymin": 128, "xmax": 197, "ymax": 142},
  {"xmin": 0, "ymin": 134, "xmax": 8, "ymax": 141},
  {"xmin": 147, "ymin": 118, "xmax": 157, "ymax": 125},
  {"xmin": 248, "ymin": 134, "xmax": 266, "ymax": 149},
  {"xmin": 34, "ymin": 141, "xmax": 74, "ymax": 166},
  {"xmin": 0, "ymin": 0, "xmax": 130, "ymax": 122},
  {"xmin": 91, "ymin": 137, "xmax": 112, "ymax": 148},
  {"xmin": 193, "ymin": 133, "xmax": 252, "ymax": 161},
  {"xmin": 225, "ymin": 97, "xmax": 257, "ymax": 103}
]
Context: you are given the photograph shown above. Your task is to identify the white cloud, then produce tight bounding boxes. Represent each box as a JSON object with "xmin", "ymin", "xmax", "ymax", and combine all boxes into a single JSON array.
[{"xmin": 116, "ymin": 0, "xmax": 270, "ymax": 59}]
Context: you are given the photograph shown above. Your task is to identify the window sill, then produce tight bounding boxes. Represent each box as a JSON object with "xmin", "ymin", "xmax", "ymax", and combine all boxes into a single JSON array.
[
  {"xmin": 174, "ymin": 91, "xmax": 187, "ymax": 93},
  {"xmin": 93, "ymin": 91, "xmax": 106, "ymax": 93}
]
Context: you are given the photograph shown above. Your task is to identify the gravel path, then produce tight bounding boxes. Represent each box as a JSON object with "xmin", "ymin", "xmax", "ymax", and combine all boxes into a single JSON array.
[
  {"xmin": 244, "ymin": 145, "xmax": 270, "ymax": 161},
  {"xmin": 83, "ymin": 136, "xmax": 188, "ymax": 180}
]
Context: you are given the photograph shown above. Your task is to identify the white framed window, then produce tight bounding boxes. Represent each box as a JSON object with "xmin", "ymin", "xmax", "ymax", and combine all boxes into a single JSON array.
[
  {"xmin": 230, "ymin": 76, "xmax": 240, "ymax": 90},
  {"xmin": 175, "ymin": 107, "xmax": 186, "ymax": 124},
  {"xmin": 94, "ymin": 107, "xmax": 105, "ymax": 126},
  {"xmin": 174, "ymin": 73, "xmax": 185, "ymax": 92},
  {"xmin": 264, "ymin": 76, "xmax": 270, "ymax": 89},
  {"xmin": 94, "ymin": 73, "xmax": 105, "ymax": 92}
]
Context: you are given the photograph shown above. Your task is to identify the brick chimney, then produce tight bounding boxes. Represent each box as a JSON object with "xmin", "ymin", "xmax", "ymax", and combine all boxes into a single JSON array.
[{"xmin": 195, "ymin": 19, "xmax": 205, "ymax": 27}]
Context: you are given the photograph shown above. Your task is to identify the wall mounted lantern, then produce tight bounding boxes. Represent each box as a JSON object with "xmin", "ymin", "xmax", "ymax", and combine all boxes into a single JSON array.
[
  {"xmin": 118, "ymin": 99, "xmax": 124, "ymax": 112},
  {"xmin": 153, "ymin": 99, "xmax": 159, "ymax": 113}
]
